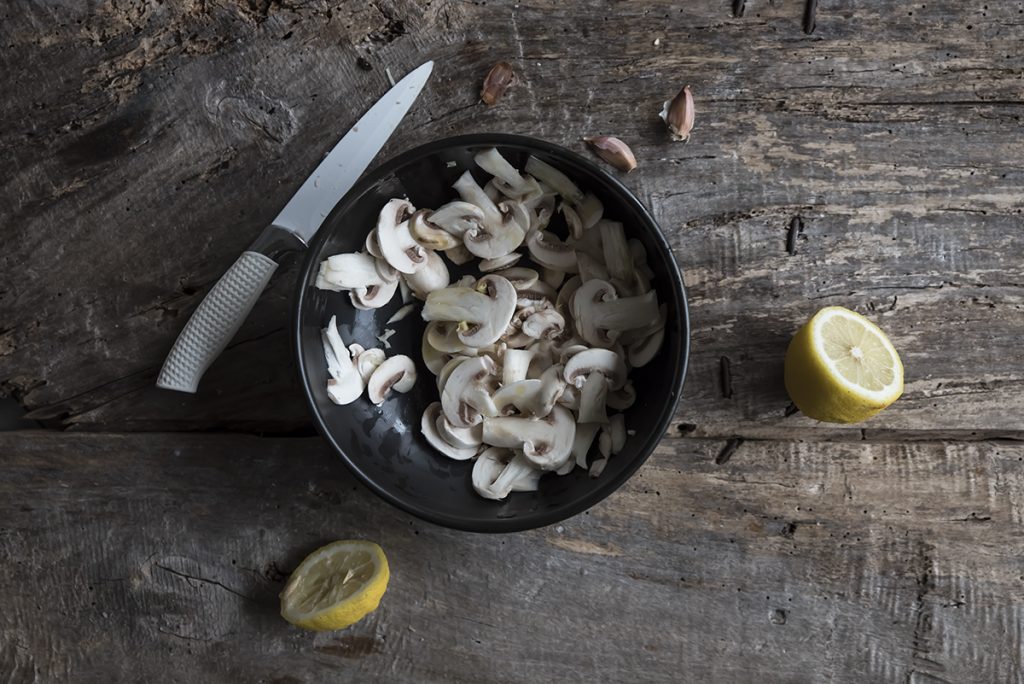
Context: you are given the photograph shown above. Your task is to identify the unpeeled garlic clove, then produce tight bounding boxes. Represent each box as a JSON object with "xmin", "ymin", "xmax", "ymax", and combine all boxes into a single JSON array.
[
  {"xmin": 480, "ymin": 61, "xmax": 515, "ymax": 106},
  {"xmin": 659, "ymin": 85, "xmax": 695, "ymax": 142},
  {"xmin": 582, "ymin": 136, "xmax": 638, "ymax": 173}
]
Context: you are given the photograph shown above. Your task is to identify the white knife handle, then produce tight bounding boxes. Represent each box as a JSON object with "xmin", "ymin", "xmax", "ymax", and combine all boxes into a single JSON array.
[{"xmin": 156, "ymin": 251, "xmax": 278, "ymax": 393}]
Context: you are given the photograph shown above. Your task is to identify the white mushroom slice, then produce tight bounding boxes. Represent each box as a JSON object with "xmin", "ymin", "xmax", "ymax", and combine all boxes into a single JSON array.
[
  {"xmin": 576, "ymin": 252, "xmax": 610, "ymax": 283},
  {"xmin": 559, "ymin": 344, "xmax": 590, "ymax": 364},
  {"xmin": 455, "ymin": 274, "xmax": 477, "ymax": 287},
  {"xmin": 606, "ymin": 381, "xmax": 637, "ymax": 410},
  {"xmin": 322, "ymin": 316, "xmax": 363, "ymax": 405},
  {"xmin": 502, "ymin": 348, "xmax": 535, "ymax": 385},
  {"xmin": 555, "ymin": 455, "xmax": 575, "ymax": 476},
  {"xmin": 525, "ymin": 156, "xmax": 585, "ymax": 205},
  {"xmin": 436, "ymin": 415, "xmax": 483, "ymax": 449},
  {"xmin": 437, "ymin": 356, "xmax": 471, "ymax": 392},
  {"xmin": 453, "ymin": 170, "xmax": 503, "ymax": 225},
  {"xmin": 429, "ymin": 201, "xmax": 486, "ymax": 237},
  {"xmin": 598, "ymin": 430, "xmax": 612, "ymax": 460},
  {"xmin": 366, "ymin": 355, "xmax": 416, "ymax": 405},
  {"xmin": 516, "ymin": 280, "xmax": 558, "ymax": 310},
  {"xmin": 492, "ymin": 452, "xmax": 542, "ymax": 494},
  {"xmin": 421, "ymin": 331, "xmax": 448, "ymax": 375},
  {"xmin": 535, "ymin": 364, "xmax": 567, "ymax": 417},
  {"xmin": 578, "ymin": 371, "xmax": 609, "ymax": 424},
  {"xmin": 423, "ymin": 287, "xmax": 494, "ymax": 326},
  {"xmin": 399, "ymin": 279, "xmax": 413, "ymax": 304},
  {"xmin": 386, "ymin": 304, "xmax": 417, "ymax": 324},
  {"xmin": 576, "ymin": 193, "xmax": 604, "ymax": 229},
  {"xmin": 441, "ymin": 355, "xmax": 499, "ymax": 428},
  {"xmin": 350, "ymin": 279, "xmax": 399, "ymax": 310},
  {"xmin": 555, "ymin": 276, "xmax": 582, "ymax": 315},
  {"xmin": 475, "ymin": 148, "xmax": 533, "ymax": 197},
  {"xmin": 499, "ymin": 267, "xmax": 539, "ymax": 290},
  {"xmin": 355, "ymin": 347, "xmax": 386, "ymax": 383},
  {"xmin": 540, "ymin": 267, "xmax": 566, "ymax": 290},
  {"xmin": 564, "ymin": 348, "xmax": 628, "ymax": 390},
  {"xmin": 557, "ymin": 383, "xmax": 581, "ymax": 412},
  {"xmin": 560, "ymin": 202, "xmax": 584, "ymax": 240},
  {"xmin": 528, "ymin": 193, "xmax": 556, "ymax": 236},
  {"xmin": 365, "ymin": 229, "xmax": 383, "ymax": 258},
  {"xmin": 628, "ymin": 325, "xmax": 666, "ymax": 368},
  {"xmin": 479, "ymin": 253, "xmax": 522, "ymax": 272},
  {"xmin": 426, "ymin": 321, "xmax": 471, "ymax": 354},
  {"xmin": 348, "ymin": 343, "xmax": 365, "ymax": 357},
  {"xmin": 376, "ymin": 199, "xmax": 426, "ymax": 274},
  {"xmin": 422, "ymin": 402, "xmax": 477, "ymax": 461},
  {"xmin": 492, "ymin": 379, "xmax": 543, "ymax": 415},
  {"xmin": 589, "ymin": 458, "xmax": 608, "ymax": 478},
  {"xmin": 321, "ymin": 252, "xmax": 385, "ymax": 290},
  {"xmin": 444, "ymin": 243, "xmax": 473, "ymax": 265},
  {"xmin": 375, "ymin": 257, "xmax": 400, "ymax": 283},
  {"xmin": 482, "ymin": 405, "xmax": 576, "ymax": 471},
  {"xmin": 629, "ymin": 238, "xmax": 648, "ymax": 267},
  {"xmin": 600, "ymin": 220, "xmax": 635, "ymax": 286},
  {"xmin": 425, "ymin": 276, "xmax": 518, "ymax": 348},
  {"xmin": 404, "ymin": 250, "xmax": 450, "ymax": 298},
  {"xmin": 463, "ymin": 202, "xmax": 527, "ymax": 259},
  {"xmin": 573, "ymin": 280, "xmax": 660, "ymax": 347},
  {"xmin": 522, "ymin": 308, "xmax": 565, "ymax": 340},
  {"xmin": 409, "ymin": 209, "xmax": 459, "ymax": 251},
  {"xmin": 472, "ymin": 447, "xmax": 514, "ymax": 500},
  {"xmin": 526, "ymin": 345, "xmax": 555, "ymax": 379},
  {"xmin": 571, "ymin": 223, "xmax": 605, "ymax": 262},
  {"xmin": 572, "ymin": 422, "xmax": 601, "ymax": 469},
  {"xmin": 376, "ymin": 328, "xmax": 396, "ymax": 349},
  {"xmin": 483, "ymin": 178, "xmax": 502, "ymax": 203},
  {"xmin": 527, "ymin": 231, "xmax": 579, "ymax": 273}
]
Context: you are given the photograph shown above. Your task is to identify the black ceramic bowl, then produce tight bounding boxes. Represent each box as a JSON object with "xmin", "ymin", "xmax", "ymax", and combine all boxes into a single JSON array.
[{"xmin": 294, "ymin": 134, "xmax": 688, "ymax": 532}]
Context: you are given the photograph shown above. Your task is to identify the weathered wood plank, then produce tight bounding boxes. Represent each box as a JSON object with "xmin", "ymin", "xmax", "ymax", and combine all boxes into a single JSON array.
[
  {"xmin": 1, "ymin": 0, "xmax": 1022, "ymax": 435},
  {"xmin": 2, "ymin": 431, "xmax": 1023, "ymax": 682}
]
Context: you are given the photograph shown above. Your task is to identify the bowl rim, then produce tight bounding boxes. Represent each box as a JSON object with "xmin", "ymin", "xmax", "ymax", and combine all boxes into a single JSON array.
[{"xmin": 293, "ymin": 133, "xmax": 690, "ymax": 533}]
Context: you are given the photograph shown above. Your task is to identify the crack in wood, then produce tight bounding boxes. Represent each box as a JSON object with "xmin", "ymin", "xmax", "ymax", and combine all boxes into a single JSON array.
[
  {"xmin": 715, "ymin": 438, "xmax": 744, "ymax": 465},
  {"xmin": 719, "ymin": 355, "xmax": 733, "ymax": 399},
  {"xmin": 155, "ymin": 563, "xmax": 258, "ymax": 603}
]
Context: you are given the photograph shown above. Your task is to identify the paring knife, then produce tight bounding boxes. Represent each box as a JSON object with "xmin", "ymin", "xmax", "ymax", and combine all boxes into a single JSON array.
[{"xmin": 156, "ymin": 61, "xmax": 434, "ymax": 393}]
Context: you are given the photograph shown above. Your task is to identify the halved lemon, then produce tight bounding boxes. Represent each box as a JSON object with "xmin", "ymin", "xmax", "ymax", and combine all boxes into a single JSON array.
[
  {"xmin": 279, "ymin": 540, "xmax": 389, "ymax": 631},
  {"xmin": 784, "ymin": 306, "xmax": 904, "ymax": 423}
]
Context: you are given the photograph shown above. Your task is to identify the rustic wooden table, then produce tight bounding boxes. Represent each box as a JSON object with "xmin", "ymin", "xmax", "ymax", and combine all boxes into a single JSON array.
[{"xmin": 3, "ymin": 1, "xmax": 1023, "ymax": 681}]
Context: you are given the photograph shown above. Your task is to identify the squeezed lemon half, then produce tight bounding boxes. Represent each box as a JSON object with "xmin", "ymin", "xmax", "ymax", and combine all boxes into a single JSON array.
[
  {"xmin": 784, "ymin": 306, "xmax": 904, "ymax": 423},
  {"xmin": 279, "ymin": 540, "xmax": 389, "ymax": 631}
]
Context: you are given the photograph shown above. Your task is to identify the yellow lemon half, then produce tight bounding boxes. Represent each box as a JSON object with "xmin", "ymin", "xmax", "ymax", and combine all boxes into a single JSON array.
[
  {"xmin": 785, "ymin": 306, "xmax": 904, "ymax": 423},
  {"xmin": 279, "ymin": 540, "xmax": 389, "ymax": 631}
]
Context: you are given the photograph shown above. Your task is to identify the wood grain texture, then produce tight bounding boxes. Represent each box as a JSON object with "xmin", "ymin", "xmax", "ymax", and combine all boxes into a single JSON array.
[
  {"xmin": 2, "ymin": 431, "xmax": 1023, "ymax": 683},
  {"xmin": 1, "ymin": 0, "xmax": 1023, "ymax": 436}
]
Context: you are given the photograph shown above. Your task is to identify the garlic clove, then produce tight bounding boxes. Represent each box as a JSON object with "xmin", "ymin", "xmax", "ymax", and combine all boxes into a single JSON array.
[
  {"xmin": 480, "ymin": 61, "xmax": 515, "ymax": 106},
  {"xmin": 582, "ymin": 136, "xmax": 638, "ymax": 173},
  {"xmin": 660, "ymin": 85, "xmax": 695, "ymax": 142}
]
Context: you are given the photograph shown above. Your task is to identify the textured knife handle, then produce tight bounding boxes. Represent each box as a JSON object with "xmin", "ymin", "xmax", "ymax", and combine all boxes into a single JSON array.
[{"xmin": 156, "ymin": 251, "xmax": 278, "ymax": 393}]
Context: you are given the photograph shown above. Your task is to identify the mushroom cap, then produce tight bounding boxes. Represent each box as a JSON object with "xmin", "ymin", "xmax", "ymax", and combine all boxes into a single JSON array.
[
  {"xmin": 350, "ymin": 279, "xmax": 399, "ymax": 309},
  {"xmin": 440, "ymin": 355, "xmax": 499, "ymax": 428},
  {"xmin": 482, "ymin": 405, "xmax": 575, "ymax": 471},
  {"xmin": 321, "ymin": 252, "xmax": 386, "ymax": 290},
  {"xmin": 526, "ymin": 231, "xmax": 579, "ymax": 273},
  {"xmin": 355, "ymin": 347, "xmax": 387, "ymax": 382},
  {"xmin": 499, "ymin": 267, "xmax": 539, "ymax": 290},
  {"xmin": 422, "ymin": 402, "xmax": 477, "ymax": 461},
  {"xmin": 572, "ymin": 278, "xmax": 619, "ymax": 347},
  {"xmin": 436, "ymin": 415, "xmax": 484, "ymax": 449},
  {"xmin": 453, "ymin": 170, "xmax": 502, "ymax": 225},
  {"xmin": 404, "ymin": 250, "xmax": 450, "ymax": 298},
  {"xmin": 522, "ymin": 308, "xmax": 566, "ymax": 340},
  {"xmin": 409, "ymin": 209, "xmax": 460, "ymax": 251},
  {"xmin": 563, "ymin": 348, "xmax": 627, "ymax": 389},
  {"xmin": 428, "ymin": 201, "xmax": 485, "ymax": 237},
  {"xmin": 479, "ymin": 253, "xmax": 522, "ymax": 272},
  {"xmin": 366, "ymin": 355, "xmax": 417, "ymax": 405},
  {"xmin": 376, "ymin": 198, "xmax": 427, "ymax": 274},
  {"xmin": 463, "ymin": 200, "xmax": 528, "ymax": 260},
  {"xmin": 457, "ymin": 275, "xmax": 518, "ymax": 348}
]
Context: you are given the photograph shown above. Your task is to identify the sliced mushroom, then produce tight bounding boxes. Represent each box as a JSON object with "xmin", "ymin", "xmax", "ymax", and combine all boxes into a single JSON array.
[
  {"xmin": 572, "ymin": 422, "xmax": 601, "ymax": 469},
  {"xmin": 576, "ymin": 193, "xmax": 604, "ymax": 229},
  {"xmin": 375, "ymin": 257, "xmax": 400, "ymax": 284},
  {"xmin": 319, "ymin": 252, "xmax": 385, "ymax": 290},
  {"xmin": 426, "ymin": 320, "xmax": 472, "ymax": 354},
  {"xmin": 404, "ymin": 250, "xmax": 450, "ymax": 298},
  {"xmin": 502, "ymin": 348, "xmax": 535, "ymax": 385},
  {"xmin": 410, "ymin": 209, "xmax": 459, "ymax": 251},
  {"xmin": 322, "ymin": 316, "xmax": 363, "ymax": 405},
  {"xmin": 463, "ymin": 200, "xmax": 527, "ymax": 259},
  {"xmin": 424, "ymin": 276, "xmax": 517, "ymax": 348},
  {"xmin": 557, "ymin": 383, "xmax": 581, "ymax": 412},
  {"xmin": 428, "ymin": 201, "xmax": 485, "ymax": 238},
  {"xmin": 421, "ymin": 331, "xmax": 448, "ymax": 375},
  {"xmin": 472, "ymin": 447, "xmax": 511, "ymax": 500},
  {"xmin": 527, "ymin": 193, "xmax": 556, "ymax": 236},
  {"xmin": 572, "ymin": 279, "xmax": 659, "ymax": 347},
  {"xmin": 499, "ymin": 267, "xmax": 539, "ymax": 290},
  {"xmin": 441, "ymin": 355, "xmax": 499, "ymax": 428},
  {"xmin": 375, "ymin": 199, "xmax": 426, "ymax": 274},
  {"xmin": 355, "ymin": 347, "xmax": 386, "ymax": 383},
  {"xmin": 600, "ymin": 220, "xmax": 635, "ymax": 285},
  {"xmin": 482, "ymin": 405, "xmax": 576, "ymax": 471},
  {"xmin": 560, "ymin": 202, "xmax": 584, "ymax": 240},
  {"xmin": 522, "ymin": 308, "xmax": 565, "ymax": 340},
  {"xmin": 571, "ymin": 223, "xmax": 604, "ymax": 263},
  {"xmin": 436, "ymin": 415, "xmax": 483, "ymax": 449},
  {"xmin": 589, "ymin": 457, "xmax": 608, "ymax": 478},
  {"xmin": 453, "ymin": 170, "xmax": 503, "ymax": 225},
  {"xmin": 524, "ymin": 156, "xmax": 585, "ymax": 205},
  {"xmin": 483, "ymin": 178, "xmax": 502, "ymax": 203},
  {"xmin": 628, "ymin": 325, "xmax": 665, "ymax": 368},
  {"xmin": 527, "ymin": 231, "xmax": 579, "ymax": 273},
  {"xmin": 515, "ymin": 280, "xmax": 558, "ymax": 310},
  {"xmin": 366, "ymin": 355, "xmax": 417, "ymax": 405},
  {"xmin": 365, "ymin": 229, "xmax": 383, "ymax": 258},
  {"xmin": 474, "ymin": 148, "xmax": 534, "ymax": 198},
  {"xmin": 436, "ymin": 356, "xmax": 468, "ymax": 392},
  {"xmin": 577, "ymin": 372, "xmax": 609, "ymax": 424},
  {"xmin": 540, "ymin": 267, "xmax": 566, "ymax": 290},
  {"xmin": 576, "ymin": 252, "xmax": 610, "ymax": 283},
  {"xmin": 350, "ymin": 279, "xmax": 399, "ymax": 309},
  {"xmin": 493, "ymin": 451, "xmax": 542, "ymax": 493},
  {"xmin": 564, "ymin": 348, "xmax": 628, "ymax": 390},
  {"xmin": 444, "ymin": 243, "xmax": 473, "ymax": 265},
  {"xmin": 479, "ymin": 253, "xmax": 522, "ymax": 272},
  {"xmin": 422, "ymin": 402, "xmax": 477, "ymax": 461},
  {"xmin": 491, "ymin": 379, "xmax": 543, "ymax": 416}
]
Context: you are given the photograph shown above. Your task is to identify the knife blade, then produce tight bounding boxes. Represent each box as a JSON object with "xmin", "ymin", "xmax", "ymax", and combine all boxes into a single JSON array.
[{"xmin": 156, "ymin": 61, "xmax": 434, "ymax": 393}]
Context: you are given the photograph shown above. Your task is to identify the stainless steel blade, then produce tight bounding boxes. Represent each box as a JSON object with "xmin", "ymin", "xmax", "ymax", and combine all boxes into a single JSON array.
[{"xmin": 272, "ymin": 60, "xmax": 434, "ymax": 241}]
